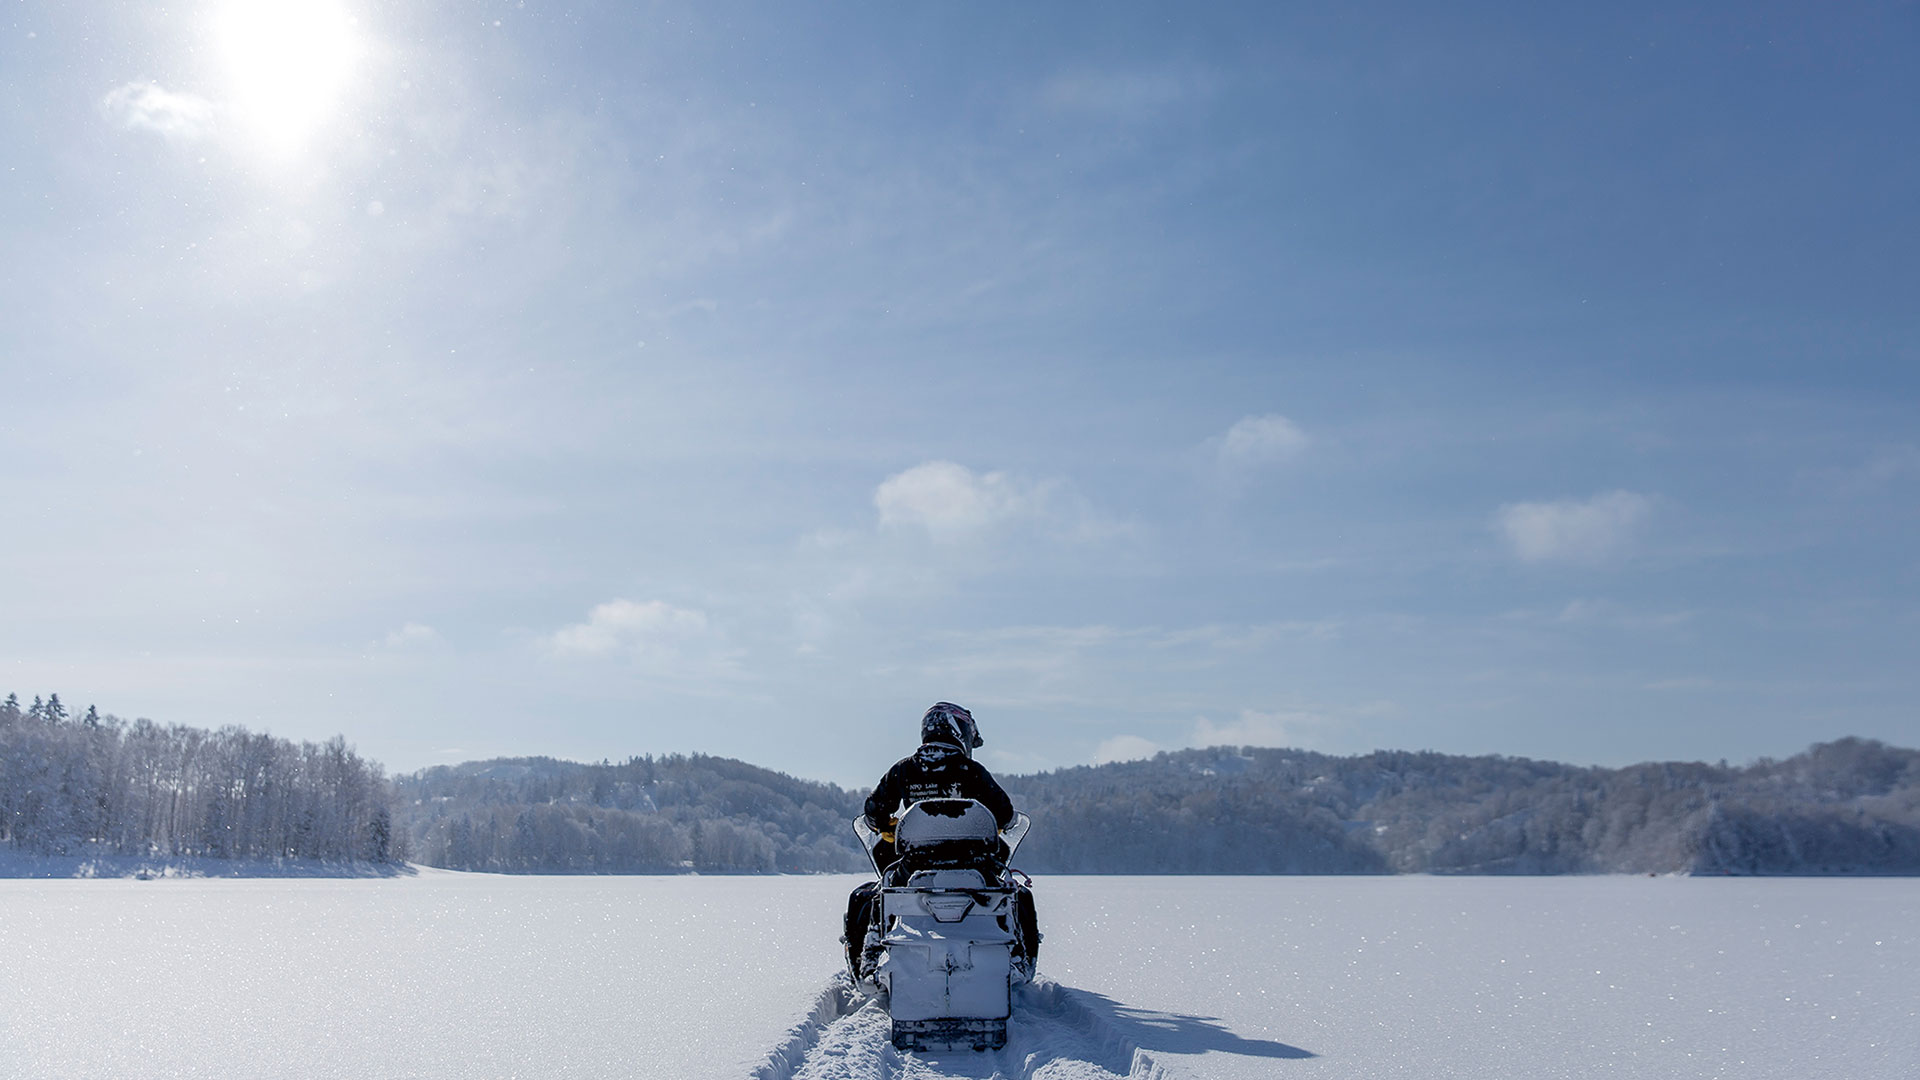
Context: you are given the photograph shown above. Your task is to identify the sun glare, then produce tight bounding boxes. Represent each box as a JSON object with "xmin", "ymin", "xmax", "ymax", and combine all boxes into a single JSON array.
[{"xmin": 211, "ymin": 1, "xmax": 363, "ymax": 155}]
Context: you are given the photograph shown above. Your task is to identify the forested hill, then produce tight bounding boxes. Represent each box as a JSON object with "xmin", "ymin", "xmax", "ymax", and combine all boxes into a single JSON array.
[
  {"xmin": 394, "ymin": 738, "xmax": 1920, "ymax": 876},
  {"xmin": 1004, "ymin": 740, "xmax": 1920, "ymax": 875},
  {"xmin": 394, "ymin": 755, "xmax": 867, "ymax": 873},
  {"xmin": 8, "ymin": 689, "xmax": 1920, "ymax": 875}
]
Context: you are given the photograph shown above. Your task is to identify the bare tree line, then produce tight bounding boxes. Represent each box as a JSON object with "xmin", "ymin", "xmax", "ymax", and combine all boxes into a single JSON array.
[{"xmin": 0, "ymin": 693, "xmax": 399, "ymax": 864}]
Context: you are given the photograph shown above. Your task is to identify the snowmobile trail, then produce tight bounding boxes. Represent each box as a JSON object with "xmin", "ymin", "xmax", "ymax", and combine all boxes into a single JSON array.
[{"xmin": 754, "ymin": 975, "xmax": 1176, "ymax": 1080}]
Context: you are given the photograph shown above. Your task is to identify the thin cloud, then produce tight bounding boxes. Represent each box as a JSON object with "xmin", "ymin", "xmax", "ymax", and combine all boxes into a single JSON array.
[
  {"xmin": 1193, "ymin": 708, "xmax": 1318, "ymax": 749},
  {"xmin": 1553, "ymin": 599, "xmax": 1694, "ymax": 630},
  {"xmin": 980, "ymin": 747, "xmax": 1056, "ymax": 775},
  {"xmin": 1806, "ymin": 444, "xmax": 1920, "ymax": 496},
  {"xmin": 1644, "ymin": 677, "xmax": 1716, "ymax": 691},
  {"xmin": 1495, "ymin": 490, "xmax": 1653, "ymax": 563},
  {"xmin": 1860, "ymin": 445, "xmax": 1920, "ymax": 487},
  {"xmin": 101, "ymin": 82, "xmax": 216, "ymax": 140},
  {"xmin": 381, "ymin": 623, "xmax": 443, "ymax": 649},
  {"xmin": 1085, "ymin": 707, "xmax": 1346, "ymax": 765},
  {"xmin": 913, "ymin": 624, "xmax": 1136, "ymax": 686},
  {"xmin": 1092, "ymin": 734, "xmax": 1161, "ymax": 765},
  {"xmin": 1211, "ymin": 413, "xmax": 1309, "ymax": 470},
  {"xmin": 1040, "ymin": 67, "xmax": 1221, "ymax": 117}
]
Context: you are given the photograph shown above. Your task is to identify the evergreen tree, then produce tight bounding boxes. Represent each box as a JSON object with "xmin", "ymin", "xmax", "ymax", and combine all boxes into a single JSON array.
[{"xmin": 366, "ymin": 807, "xmax": 392, "ymax": 862}]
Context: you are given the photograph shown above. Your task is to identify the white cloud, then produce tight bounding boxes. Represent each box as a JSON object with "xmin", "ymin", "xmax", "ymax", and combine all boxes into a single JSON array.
[
  {"xmin": 1092, "ymin": 734, "xmax": 1161, "ymax": 765},
  {"xmin": 873, "ymin": 461, "xmax": 1045, "ymax": 540},
  {"xmin": 1193, "ymin": 709, "xmax": 1316, "ymax": 749},
  {"xmin": 101, "ymin": 82, "xmax": 216, "ymax": 140},
  {"xmin": 546, "ymin": 599, "xmax": 710, "ymax": 657},
  {"xmin": 1495, "ymin": 490, "xmax": 1653, "ymax": 563},
  {"xmin": 873, "ymin": 461, "xmax": 1133, "ymax": 549},
  {"xmin": 1213, "ymin": 414, "xmax": 1309, "ymax": 469}
]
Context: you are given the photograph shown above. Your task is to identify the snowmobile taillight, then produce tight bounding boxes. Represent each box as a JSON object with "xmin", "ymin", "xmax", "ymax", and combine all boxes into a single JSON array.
[{"xmin": 922, "ymin": 893, "xmax": 975, "ymax": 922}]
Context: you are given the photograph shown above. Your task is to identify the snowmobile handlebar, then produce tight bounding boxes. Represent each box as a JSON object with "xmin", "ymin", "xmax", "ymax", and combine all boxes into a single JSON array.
[{"xmin": 1000, "ymin": 812, "xmax": 1031, "ymax": 858}]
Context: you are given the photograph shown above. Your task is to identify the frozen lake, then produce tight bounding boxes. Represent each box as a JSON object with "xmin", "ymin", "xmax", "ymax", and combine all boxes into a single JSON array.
[{"xmin": 2, "ymin": 872, "xmax": 1916, "ymax": 1079}]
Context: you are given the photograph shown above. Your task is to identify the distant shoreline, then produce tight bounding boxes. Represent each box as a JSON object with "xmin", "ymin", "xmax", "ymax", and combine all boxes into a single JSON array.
[
  {"xmin": 6, "ymin": 852, "xmax": 1917, "ymax": 880},
  {"xmin": 0, "ymin": 851, "xmax": 414, "ymax": 880}
]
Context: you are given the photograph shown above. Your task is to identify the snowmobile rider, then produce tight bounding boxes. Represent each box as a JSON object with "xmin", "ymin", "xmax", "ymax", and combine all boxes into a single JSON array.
[
  {"xmin": 843, "ymin": 702, "xmax": 1037, "ymax": 977},
  {"xmin": 863, "ymin": 701, "xmax": 1014, "ymax": 868}
]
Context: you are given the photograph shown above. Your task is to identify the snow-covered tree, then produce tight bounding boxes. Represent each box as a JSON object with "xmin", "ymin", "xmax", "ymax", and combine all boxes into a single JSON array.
[{"xmin": 0, "ymin": 692, "xmax": 401, "ymax": 864}]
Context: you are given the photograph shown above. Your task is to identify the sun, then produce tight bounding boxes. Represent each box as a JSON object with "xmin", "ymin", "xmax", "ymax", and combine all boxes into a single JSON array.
[{"xmin": 210, "ymin": 1, "xmax": 364, "ymax": 155}]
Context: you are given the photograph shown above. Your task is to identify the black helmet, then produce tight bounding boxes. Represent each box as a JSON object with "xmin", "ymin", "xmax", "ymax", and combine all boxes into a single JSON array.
[{"xmin": 921, "ymin": 702, "xmax": 982, "ymax": 757}]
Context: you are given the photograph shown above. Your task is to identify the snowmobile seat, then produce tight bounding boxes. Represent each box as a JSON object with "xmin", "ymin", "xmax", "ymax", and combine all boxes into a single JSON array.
[
  {"xmin": 884, "ymin": 798, "xmax": 1005, "ymax": 884},
  {"xmin": 902, "ymin": 867, "xmax": 993, "ymax": 890}
]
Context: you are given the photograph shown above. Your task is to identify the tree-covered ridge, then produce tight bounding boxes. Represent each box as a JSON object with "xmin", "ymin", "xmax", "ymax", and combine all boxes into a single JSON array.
[
  {"xmin": 0, "ymin": 693, "xmax": 398, "ymax": 865},
  {"xmin": 7, "ymin": 687, "xmax": 1920, "ymax": 875},
  {"xmin": 1007, "ymin": 739, "xmax": 1920, "ymax": 874},
  {"xmin": 393, "ymin": 754, "xmax": 867, "ymax": 874},
  {"xmin": 398, "ymin": 738, "xmax": 1920, "ymax": 876}
]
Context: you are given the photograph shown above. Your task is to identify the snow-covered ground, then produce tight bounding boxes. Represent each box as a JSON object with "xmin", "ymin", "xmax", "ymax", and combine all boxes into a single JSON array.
[{"xmin": 2, "ymin": 872, "xmax": 1915, "ymax": 1079}]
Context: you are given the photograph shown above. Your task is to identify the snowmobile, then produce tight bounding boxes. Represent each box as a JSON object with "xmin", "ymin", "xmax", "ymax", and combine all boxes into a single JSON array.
[{"xmin": 848, "ymin": 798, "xmax": 1037, "ymax": 1052}]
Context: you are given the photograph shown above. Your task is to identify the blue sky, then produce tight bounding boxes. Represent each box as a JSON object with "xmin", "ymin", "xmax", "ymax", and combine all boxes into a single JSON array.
[{"xmin": 2, "ymin": 1, "xmax": 1916, "ymax": 787}]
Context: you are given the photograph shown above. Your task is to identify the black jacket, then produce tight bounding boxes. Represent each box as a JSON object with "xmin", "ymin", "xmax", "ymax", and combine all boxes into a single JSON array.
[{"xmin": 863, "ymin": 742, "xmax": 1015, "ymax": 831}]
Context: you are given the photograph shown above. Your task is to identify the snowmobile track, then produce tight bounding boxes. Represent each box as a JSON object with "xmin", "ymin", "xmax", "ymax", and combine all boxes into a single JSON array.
[{"xmin": 752, "ymin": 974, "xmax": 1176, "ymax": 1080}]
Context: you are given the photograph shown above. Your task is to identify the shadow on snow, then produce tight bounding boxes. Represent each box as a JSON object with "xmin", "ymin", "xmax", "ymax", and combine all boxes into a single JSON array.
[
  {"xmin": 755, "ymin": 974, "xmax": 1314, "ymax": 1079},
  {"xmin": 1018, "ymin": 979, "xmax": 1315, "ymax": 1075}
]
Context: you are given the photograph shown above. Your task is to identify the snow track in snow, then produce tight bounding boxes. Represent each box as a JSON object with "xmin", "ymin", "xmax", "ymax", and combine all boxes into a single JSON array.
[{"xmin": 754, "ymin": 975, "xmax": 1174, "ymax": 1080}]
